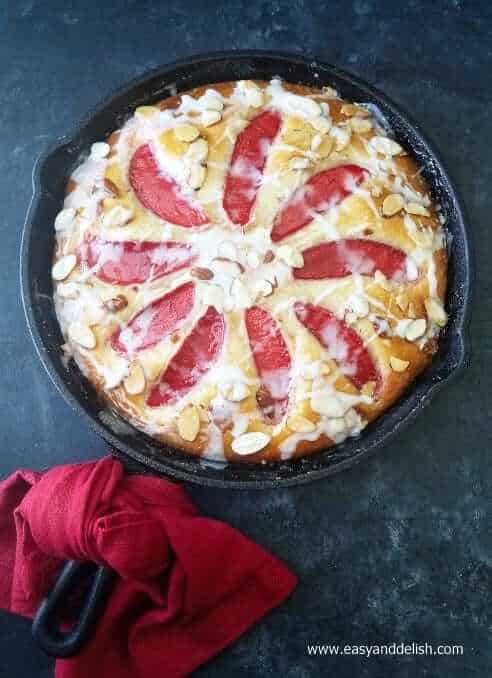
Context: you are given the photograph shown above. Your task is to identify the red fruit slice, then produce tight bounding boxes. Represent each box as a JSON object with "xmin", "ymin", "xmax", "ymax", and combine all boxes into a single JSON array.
[
  {"xmin": 295, "ymin": 302, "xmax": 378, "ymax": 389},
  {"xmin": 111, "ymin": 282, "xmax": 194, "ymax": 354},
  {"xmin": 223, "ymin": 110, "xmax": 282, "ymax": 225},
  {"xmin": 245, "ymin": 306, "xmax": 292, "ymax": 424},
  {"xmin": 146, "ymin": 306, "xmax": 225, "ymax": 407},
  {"xmin": 271, "ymin": 164, "xmax": 368, "ymax": 242},
  {"xmin": 82, "ymin": 237, "xmax": 196, "ymax": 285},
  {"xmin": 294, "ymin": 239, "xmax": 411, "ymax": 281},
  {"xmin": 129, "ymin": 144, "xmax": 208, "ymax": 227}
]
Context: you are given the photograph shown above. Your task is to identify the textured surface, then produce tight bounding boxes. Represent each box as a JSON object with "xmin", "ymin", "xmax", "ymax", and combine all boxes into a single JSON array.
[{"xmin": 0, "ymin": 1, "xmax": 490, "ymax": 676}]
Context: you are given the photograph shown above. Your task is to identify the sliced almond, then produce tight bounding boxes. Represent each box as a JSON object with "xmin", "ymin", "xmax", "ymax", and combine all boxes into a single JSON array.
[
  {"xmin": 322, "ymin": 86, "xmax": 338, "ymax": 97},
  {"xmin": 201, "ymin": 284, "xmax": 224, "ymax": 310},
  {"xmin": 341, "ymin": 103, "xmax": 370, "ymax": 117},
  {"xmin": 189, "ymin": 164, "xmax": 206, "ymax": 189},
  {"xmin": 320, "ymin": 361, "xmax": 332, "ymax": 376},
  {"xmin": 424, "ymin": 297, "xmax": 447, "ymax": 327},
  {"xmin": 104, "ymin": 177, "xmax": 120, "ymax": 197},
  {"xmin": 312, "ymin": 116, "xmax": 332, "ymax": 133},
  {"xmin": 382, "ymin": 193, "xmax": 404, "ymax": 217},
  {"xmin": 389, "ymin": 356, "xmax": 410, "ymax": 372},
  {"xmin": 90, "ymin": 142, "xmax": 110, "ymax": 159},
  {"xmin": 232, "ymin": 431, "xmax": 270, "ymax": 456},
  {"xmin": 201, "ymin": 110, "xmax": 222, "ymax": 127},
  {"xmin": 405, "ymin": 202, "xmax": 430, "ymax": 217},
  {"xmin": 54, "ymin": 207, "xmax": 76, "ymax": 231},
  {"xmin": 350, "ymin": 118, "xmax": 372, "ymax": 133},
  {"xmin": 370, "ymin": 136, "xmax": 402, "ymax": 156},
  {"xmin": 57, "ymin": 282, "xmax": 79, "ymax": 299},
  {"xmin": 102, "ymin": 205, "xmax": 133, "ymax": 228},
  {"xmin": 135, "ymin": 105, "xmax": 159, "ymax": 118},
  {"xmin": 310, "ymin": 392, "xmax": 346, "ymax": 418},
  {"xmin": 263, "ymin": 249, "xmax": 275, "ymax": 263},
  {"xmin": 254, "ymin": 279, "xmax": 274, "ymax": 298},
  {"xmin": 177, "ymin": 404, "xmax": 200, "ymax": 442},
  {"xmin": 311, "ymin": 133, "xmax": 322, "ymax": 151},
  {"xmin": 68, "ymin": 322, "xmax": 96, "ymax": 349},
  {"xmin": 405, "ymin": 318, "xmax": 427, "ymax": 341},
  {"xmin": 203, "ymin": 92, "xmax": 224, "ymax": 111},
  {"xmin": 289, "ymin": 156, "xmax": 311, "ymax": 170},
  {"xmin": 52, "ymin": 254, "xmax": 77, "ymax": 281},
  {"xmin": 223, "ymin": 382, "xmax": 249, "ymax": 402},
  {"xmin": 104, "ymin": 294, "xmax": 128, "ymax": 313},
  {"xmin": 211, "ymin": 258, "xmax": 243, "ymax": 277},
  {"xmin": 191, "ymin": 266, "xmax": 214, "ymax": 280},
  {"xmin": 174, "ymin": 124, "xmax": 200, "ymax": 142},
  {"xmin": 332, "ymin": 125, "xmax": 352, "ymax": 151},
  {"xmin": 287, "ymin": 415, "xmax": 316, "ymax": 433},
  {"xmin": 276, "ymin": 245, "xmax": 304, "ymax": 268},
  {"xmin": 123, "ymin": 362, "xmax": 145, "ymax": 395},
  {"xmin": 395, "ymin": 293, "xmax": 409, "ymax": 312},
  {"xmin": 317, "ymin": 135, "xmax": 335, "ymax": 158}
]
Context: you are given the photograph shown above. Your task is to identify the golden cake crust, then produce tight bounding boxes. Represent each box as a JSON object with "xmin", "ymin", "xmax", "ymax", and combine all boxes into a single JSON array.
[{"xmin": 53, "ymin": 79, "xmax": 447, "ymax": 463}]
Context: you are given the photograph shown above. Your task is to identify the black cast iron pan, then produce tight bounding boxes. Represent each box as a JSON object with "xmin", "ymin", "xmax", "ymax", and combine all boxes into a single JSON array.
[
  {"xmin": 21, "ymin": 51, "xmax": 472, "ymax": 656},
  {"xmin": 21, "ymin": 51, "xmax": 472, "ymax": 490}
]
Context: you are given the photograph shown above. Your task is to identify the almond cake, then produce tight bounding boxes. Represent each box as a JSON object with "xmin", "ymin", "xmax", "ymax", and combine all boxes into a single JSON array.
[{"xmin": 52, "ymin": 78, "xmax": 448, "ymax": 462}]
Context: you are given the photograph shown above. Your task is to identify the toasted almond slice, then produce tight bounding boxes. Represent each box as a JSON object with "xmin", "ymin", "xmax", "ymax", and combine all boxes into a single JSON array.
[
  {"xmin": 174, "ymin": 124, "xmax": 200, "ymax": 142},
  {"xmin": 289, "ymin": 156, "xmax": 311, "ymax": 170},
  {"xmin": 177, "ymin": 404, "xmax": 200, "ymax": 442},
  {"xmin": 341, "ymin": 103, "xmax": 370, "ymax": 117},
  {"xmin": 201, "ymin": 284, "xmax": 224, "ymax": 310},
  {"xmin": 124, "ymin": 362, "xmax": 145, "ymax": 395},
  {"xmin": 350, "ymin": 117, "xmax": 373, "ymax": 133},
  {"xmin": 232, "ymin": 431, "xmax": 270, "ymax": 455},
  {"xmin": 332, "ymin": 125, "xmax": 352, "ymax": 151},
  {"xmin": 230, "ymin": 278, "xmax": 253, "ymax": 308},
  {"xmin": 102, "ymin": 205, "xmax": 134, "ymax": 228},
  {"xmin": 203, "ymin": 93, "xmax": 224, "ymax": 111},
  {"xmin": 405, "ymin": 202, "xmax": 430, "ymax": 217},
  {"xmin": 52, "ymin": 254, "xmax": 77, "ymax": 281},
  {"xmin": 405, "ymin": 318, "xmax": 427, "ymax": 341},
  {"xmin": 276, "ymin": 245, "xmax": 304, "ymax": 268},
  {"xmin": 396, "ymin": 293, "xmax": 409, "ymax": 312},
  {"xmin": 254, "ymin": 279, "xmax": 274, "ymax": 298},
  {"xmin": 310, "ymin": 392, "xmax": 347, "ymax": 418},
  {"xmin": 90, "ymin": 142, "xmax": 110, "ymax": 159},
  {"xmin": 135, "ymin": 105, "xmax": 159, "ymax": 118},
  {"xmin": 370, "ymin": 136, "xmax": 402, "ymax": 156},
  {"xmin": 201, "ymin": 110, "xmax": 222, "ymax": 127},
  {"xmin": 312, "ymin": 116, "xmax": 332, "ymax": 133},
  {"xmin": 223, "ymin": 382, "xmax": 249, "ymax": 402},
  {"xmin": 322, "ymin": 86, "xmax": 338, "ymax": 97},
  {"xmin": 189, "ymin": 164, "xmax": 206, "ymax": 189},
  {"xmin": 425, "ymin": 297, "xmax": 447, "ymax": 327},
  {"xmin": 68, "ymin": 321, "xmax": 96, "ymax": 349},
  {"xmin": 310, "ymin": 133, "xmax": 322, "ymax": 151},
  {"xmin": 54, "ymin": 207, "xmax": 76, "ymax": 231},
  {"xmin": 191, "ymin": 266, "xmax": 214, "ymax": 280},
  {"xmin": 211, "ymin": 258, "xmax": 243, "ymax": 277},
  {"xmin": 382, "ymin": 193, "xmax": 405, "ymax": 217},
  {"xmin": 287, "ymin": 415, "xmax": 316, "ymax": 433},
  {"xmin": 57, "ymin": 282, "xmax": 79, "ymax": 299},
  {"xmin": 390, "ymin": 356, "xmax": 410, "ymax": 372}
]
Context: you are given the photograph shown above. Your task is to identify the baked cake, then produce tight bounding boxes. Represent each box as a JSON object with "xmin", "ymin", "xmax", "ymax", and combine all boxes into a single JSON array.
[{"xmin": 52, "ymin": 78, "xmax": 448, "ymax": 462}]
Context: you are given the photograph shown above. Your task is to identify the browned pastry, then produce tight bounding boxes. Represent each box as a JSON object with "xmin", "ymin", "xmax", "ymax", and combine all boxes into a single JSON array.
[{"xmin": 52, "ymin": 79, "xmax": 447, "ymax": 462}]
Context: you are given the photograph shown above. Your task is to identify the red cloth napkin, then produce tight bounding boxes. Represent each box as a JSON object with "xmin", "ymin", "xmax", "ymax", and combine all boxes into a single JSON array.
[{"xmin": 0, "ymin": 456, "xmax": 296, "ymax": 677}]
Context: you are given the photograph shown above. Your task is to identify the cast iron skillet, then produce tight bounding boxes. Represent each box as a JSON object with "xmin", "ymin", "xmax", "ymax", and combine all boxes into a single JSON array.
[
  {"xmin": 21, "ymin": 51, "xmax": 472, "ymax": 491},
  {"xmin": 22, "ymin": 50, "xmax": 472, "ymax": 658}
]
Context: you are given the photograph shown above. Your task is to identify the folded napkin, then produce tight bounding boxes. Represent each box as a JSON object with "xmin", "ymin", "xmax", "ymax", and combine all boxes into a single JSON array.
[{"xmin": 0, "ymin": 456, "xmax": 297, "ymax": 677}]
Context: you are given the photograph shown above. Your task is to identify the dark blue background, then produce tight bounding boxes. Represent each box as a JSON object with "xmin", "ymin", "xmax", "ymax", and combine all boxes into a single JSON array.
[{"xmin": 0, "ymin": 1, "xmax": 490, "ymax": 676}]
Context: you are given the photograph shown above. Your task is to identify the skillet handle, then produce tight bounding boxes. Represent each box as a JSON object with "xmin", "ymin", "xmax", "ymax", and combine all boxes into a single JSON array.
[{"xmin": 32, "ymin": 560, "xmax": 115, "ymax": 658}]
